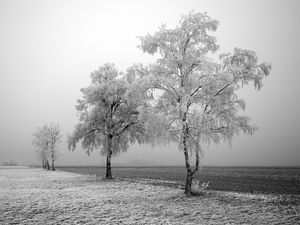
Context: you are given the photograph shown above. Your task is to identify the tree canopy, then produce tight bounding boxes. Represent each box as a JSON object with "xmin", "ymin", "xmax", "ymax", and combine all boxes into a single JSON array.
[{"xmin": 68, "ymin": 63, "xmax": 147, "ymax": 178}]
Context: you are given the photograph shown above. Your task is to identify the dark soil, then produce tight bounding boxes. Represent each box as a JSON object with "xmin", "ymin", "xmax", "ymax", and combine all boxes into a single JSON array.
[{"xmin": 57, "ymin": 166, "xmax": 300, "ymax": 195}]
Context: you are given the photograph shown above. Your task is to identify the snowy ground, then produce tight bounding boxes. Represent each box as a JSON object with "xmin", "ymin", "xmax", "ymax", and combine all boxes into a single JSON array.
[{"xmin": 0, "ymin": 167, "xmax": 299, "ymax": 225}]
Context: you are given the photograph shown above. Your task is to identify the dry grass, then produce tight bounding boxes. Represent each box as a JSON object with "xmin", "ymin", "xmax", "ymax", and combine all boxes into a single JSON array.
[{"xmin": 0, "ymin": 167, "xmax": 299, "ymax": 224}]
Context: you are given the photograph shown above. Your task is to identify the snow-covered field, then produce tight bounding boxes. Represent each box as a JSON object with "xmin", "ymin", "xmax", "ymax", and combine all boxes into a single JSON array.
[{"xmin": 0, "ymin": 167, "xmax": 299, "ymax": 224}]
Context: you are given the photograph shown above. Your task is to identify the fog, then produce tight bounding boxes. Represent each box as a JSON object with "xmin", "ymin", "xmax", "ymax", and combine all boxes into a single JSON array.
[{"xmin": 0, "ymin": 0, "xmax": 299, "ymax": 167}]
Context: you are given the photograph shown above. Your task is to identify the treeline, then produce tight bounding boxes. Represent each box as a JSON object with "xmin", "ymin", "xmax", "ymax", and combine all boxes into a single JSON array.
[{"xmin": 2, "ymin": 161, "xmax": 18, "ymax": 166}]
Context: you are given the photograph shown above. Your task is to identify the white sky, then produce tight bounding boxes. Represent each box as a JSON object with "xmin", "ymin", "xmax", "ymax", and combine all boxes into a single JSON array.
[{"xmin": 0, "ymin": 0, "xmax": 299, "ymax": 166}]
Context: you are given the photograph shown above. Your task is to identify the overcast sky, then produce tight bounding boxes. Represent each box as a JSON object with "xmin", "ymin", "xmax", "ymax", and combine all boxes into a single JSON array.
[{"xmin": 0, "ymin": 0, "xmax": 299, "ymax": 167}]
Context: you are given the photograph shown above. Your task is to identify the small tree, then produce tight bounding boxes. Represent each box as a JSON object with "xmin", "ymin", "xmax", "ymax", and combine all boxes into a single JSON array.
[
  {"xmin": 45, "ymin": 123, "xmax": 62, "ymax": 171},
  {"xmin": 32, "ymin": 123, "xmax": 62, "ymax": 170},
  {"xmin": 32, "ymin": 125, "xmax": 50, "ymax": 170},
  {"xmin": 68, "ymin": 63, "xmax": 146, "ymax": 179},
  {"xmin": 138, "ymin": 11, "xmax": 271, "ymax": 195}
]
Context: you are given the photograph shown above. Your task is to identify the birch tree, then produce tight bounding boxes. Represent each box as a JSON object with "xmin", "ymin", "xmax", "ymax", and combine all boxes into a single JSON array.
[
  {"xmin": 68, "ymin": 63, "xmax": 146, "ymax": 179},
  {"xmin": 138, "ymin": 11, "xmax": 271, "ymax": 195}
]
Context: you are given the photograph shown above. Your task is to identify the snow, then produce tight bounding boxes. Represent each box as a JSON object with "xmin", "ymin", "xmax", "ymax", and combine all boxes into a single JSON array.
[{"xmin": 0, "ymin": 167, "xmax": 299, "ymax": 224}]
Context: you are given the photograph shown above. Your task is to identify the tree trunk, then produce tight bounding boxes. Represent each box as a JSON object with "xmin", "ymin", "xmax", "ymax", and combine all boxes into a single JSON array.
[
  {"xmin": 182, "ymin": 120, "xmax": 193, "ymax": 195},
  {"xmin": 51, "ymin": 159, "xmax": 55, "ymax": 171},
  {"xmin": 105, "ymin": 135, "xmax": 113, "ymax": 179},
  {"xmin": 51, "ymin": 148, "xmax": 55, "ymax": 171},
  {"xmin": 184, "ymin": 152, "xmax": 193, "ymax": 195},
  {"xmin": 46, "ymin": 160, "xmax": 50, "ymax": 170},
  {"xmin": 42, "ymin": 160, "xmax": 46, "ymax": 169},
  {"xmin": 186, "ymin": 145, "xmax": 201, "ymax": 195},
  {"xmin": 185, "ymin": 171, "xmax": 193, "ymax": 195}
]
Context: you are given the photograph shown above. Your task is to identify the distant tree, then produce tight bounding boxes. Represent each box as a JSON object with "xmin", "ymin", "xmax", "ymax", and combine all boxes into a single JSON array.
[
  {"xmin": 33, "ymin": 125, "xmax": 50, "ymax": 170},
  {"xmin": 138, "ymin": 11, "xmax": 271, "ymax": 195},
  {"xmin": 45, "ymin": 123, "xmax": 62, "ymax": 171},
  {"xmin": 32, "ymin": 123, "xmax": 62, "ymax": 170},
  {"xmin": 68, "ymin": 63, "xmax": 146, "ymax": 179}
]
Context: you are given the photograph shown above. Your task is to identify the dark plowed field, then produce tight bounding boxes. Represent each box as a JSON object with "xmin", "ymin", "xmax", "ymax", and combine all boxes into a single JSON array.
[{"xmin": 57, "ymin": 166, "xmax": 300, "ymax": 195}]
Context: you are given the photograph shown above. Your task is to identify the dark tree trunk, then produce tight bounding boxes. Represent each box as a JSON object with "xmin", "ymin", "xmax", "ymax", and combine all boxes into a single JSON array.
[
  {"xmin": 105, "ymin": 135, "xmax": 113, "ymax": 179},
  {"xmin": 51, "ymin": 159, "xmax": 55, "ymax": 171},
  {"xmin": 183, "ymin": 146, "xmax": 193, "ymax": 195},
  {"xmin": 182, "ymin": 118, "xmax": 193, "ymax": 195},
  {"xmin": 185, "ymin": 171, "xmax": 193, "ymax": 195},
  {"xmin": 51, "ymin": 149, "xmax": 55, "ymax": 171}
]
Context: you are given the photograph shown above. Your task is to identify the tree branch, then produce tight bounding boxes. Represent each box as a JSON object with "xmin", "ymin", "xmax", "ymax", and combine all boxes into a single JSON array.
[
  {"xmin": 190, "ymin": 85, "xmax": 202, "ymax": 97},
  {"xmin": 209, "ymin": 126, "xmax": 229, "ymax": 133},
  {"xmin": 214, "ymin": 82, "xmax": 232, "ymax": 97},
  {"xmin": 184, "ymin": 61, "xmax": 200, "ymax": 76},
  {"xmin": 182, "ymin": 33, "xmax": 191, "ymax": 56},
  {"xmin": 114, "ymin": 121, "xmax": 139, "ymax": 136}
]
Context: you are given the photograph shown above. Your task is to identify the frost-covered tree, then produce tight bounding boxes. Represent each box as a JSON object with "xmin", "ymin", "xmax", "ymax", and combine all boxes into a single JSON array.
[
  {"xmin": 138, "ymin": 11, "xmax": 271, "ymax": 195},
  {"xmin": 45, "ymin": 123, "xmax": 62, "ymax": 171},
  {"xmin": 68, "ymin": 63, "xmax": 146, "ymax": 179},
  {"xmin": 32, "ymin": 123, "xmax": 62, "ymax": 170},
  {"xmin": 33, "ymin": 125, "xmax": 50, "ymax": 169}
]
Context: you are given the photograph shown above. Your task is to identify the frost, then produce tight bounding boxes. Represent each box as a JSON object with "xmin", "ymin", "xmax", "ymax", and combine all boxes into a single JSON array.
[{"xmin": 0, "ymin": 167, "xmax": 299, "ymax": 224}]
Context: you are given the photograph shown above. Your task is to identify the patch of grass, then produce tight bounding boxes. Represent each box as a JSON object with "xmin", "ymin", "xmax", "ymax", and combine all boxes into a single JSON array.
[{"xmin": 191, "ymin": 180, "xmax": 210, "ymax": 196}]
